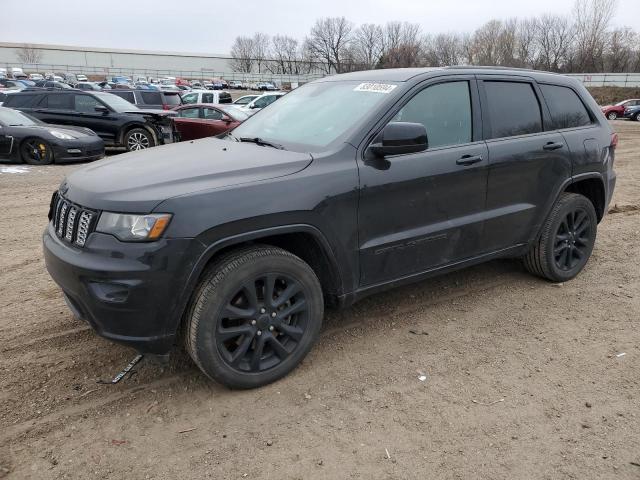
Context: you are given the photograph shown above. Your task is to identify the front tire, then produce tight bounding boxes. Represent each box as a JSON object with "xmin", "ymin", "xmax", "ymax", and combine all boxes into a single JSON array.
[
  {"xmin": 186, "ymin": 246, "xmax": 324, "ymax": 388},
  {"xmin": 124, "ymin": 128, "xmax": 155, "ymax": 152},
  {"xmin": 20, "ymin": 138, "xmax": 54, "ymax": 165},
  {"xmin": 523, "ymin": 193, "xmax": 597, "ymax": 282}
]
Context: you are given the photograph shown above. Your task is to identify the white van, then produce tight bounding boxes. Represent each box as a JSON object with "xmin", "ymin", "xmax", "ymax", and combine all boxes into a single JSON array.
[{"xmin": 180, "ymin": 89, "xmax": 232, "ymax": 104}]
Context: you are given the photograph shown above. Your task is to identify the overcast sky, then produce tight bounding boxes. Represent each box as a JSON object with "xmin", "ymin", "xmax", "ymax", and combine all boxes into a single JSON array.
[{"xmin": 2, "ymin": 0, "xmax": 640, "ymax": 54}]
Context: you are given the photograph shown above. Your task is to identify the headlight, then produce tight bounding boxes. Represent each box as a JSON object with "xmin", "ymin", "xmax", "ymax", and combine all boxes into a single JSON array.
[
  {"xmin": 96, "ymin": 212, "xmax": 172, "ymax": 241},
  {"xmin": 49, "ymin": 130, "xmax": 76, "ymax": 140}
]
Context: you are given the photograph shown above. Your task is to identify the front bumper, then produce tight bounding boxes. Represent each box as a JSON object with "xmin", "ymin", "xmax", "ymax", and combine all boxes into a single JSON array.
[
  {"xmin": 52, "ymin": 136, "xmax": 105, "ymax": 163},
  {"xmin": 43, "ymin": 223, "xmax": 202, "ymax": 354}
]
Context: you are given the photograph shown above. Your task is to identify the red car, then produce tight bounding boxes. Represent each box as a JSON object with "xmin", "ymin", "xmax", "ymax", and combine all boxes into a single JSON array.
[
  {"xmin": 173, "ymin": 104, "xmax": 248, "ymax": 141},
  {"xmin": 601, "ymin": 99, "xmax": 640, "ymax": 120}
]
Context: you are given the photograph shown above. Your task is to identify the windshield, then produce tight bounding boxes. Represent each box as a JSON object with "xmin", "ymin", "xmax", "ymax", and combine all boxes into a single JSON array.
[
  {"xmin": 95, "ymin": 92, "xmax": 139, "ymax": 112},
  {"xmin": 0, "ymin": 108, "xmax": 40, "ymax": 126},
  {"xmin": 229, "ymin": 81, "xmax": 398, "ymax": 152}
]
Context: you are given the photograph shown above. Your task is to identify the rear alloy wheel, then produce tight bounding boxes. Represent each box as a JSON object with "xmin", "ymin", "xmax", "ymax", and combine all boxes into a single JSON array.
[
  {"xmin": 186, "ymin": 246, "xmax": 324, "ymax": 388},
  {"xmin": 20, "ymin": 138, "xmax": 53, "ymax": 165},
  {"xmin": 124, "ymin": 128, "xmax": 155, "ymax": 151},
  {"xmin": 523, "ymin": 193, "xmax": 597, "ymax": 282},
  {"xmin": 607, "ymin": 111, "xmax": 617, "ymax": 120}
]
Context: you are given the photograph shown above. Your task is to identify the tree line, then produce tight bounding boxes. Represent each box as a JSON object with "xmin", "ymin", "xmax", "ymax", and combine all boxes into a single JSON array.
[{"xmin": 230, "ymin": 0, "xmax": 640, "ymax": 75}]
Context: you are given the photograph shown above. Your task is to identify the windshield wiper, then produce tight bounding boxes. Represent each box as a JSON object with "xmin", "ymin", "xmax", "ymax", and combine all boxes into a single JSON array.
[{"xmin": 239, "ymin": 137, "xmax": 285, "ymax": 150}]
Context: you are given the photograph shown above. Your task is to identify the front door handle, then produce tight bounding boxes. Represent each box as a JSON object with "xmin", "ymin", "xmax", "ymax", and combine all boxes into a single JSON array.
[
  {"xmin": 543, "ymin": 142, "xmax": 564, "ymax": 151},
  {"xmin": 456, "ymin": 154, "xmax": 483, "ymax": 166}
]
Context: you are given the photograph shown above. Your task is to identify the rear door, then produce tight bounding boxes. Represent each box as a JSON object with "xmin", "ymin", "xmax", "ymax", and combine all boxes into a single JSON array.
[
  {"xmin": 33, "ymin": 93, "xmax": 76, "ymax": 126},
  {"xmin": 202, "ymin": 107, "xmax": 232, "ymax": 136},
  {"xmin": 174, "ymin": 107, "xmax": 203, "ymax": 140},
  {"xmin": 478, "ymin": 76, "xmax": 572, "ymax": 251}
]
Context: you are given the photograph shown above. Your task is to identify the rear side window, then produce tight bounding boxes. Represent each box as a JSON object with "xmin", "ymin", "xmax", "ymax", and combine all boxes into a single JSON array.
[
  {"xmin": 111, "ymin": 91, "xmax": 135, "ymax": 103},
  {"xmin": 202, "ymin": 93, "xmax": 214, "ymax": 103},
  {"xmin": 540, "ymin": 84, "xmax": 592, "ymax": 129},
  {"xmin": 163, "ymin": 93, "xmax": 181, "ymax": 106},
  {"xmin": 140, "ymin": 91, "xmax": 162, "ymax": 105},
  {"xmin": 484, "ymin": 81, "xmax": 542, "ymax": 139},
  {"xmin": 3, "ymin": 93, "xmax": 40, "ymax": 108},
  {"xmin": 44, "ymin": 93, "xmax": 73, "ymax": 110},
  {"xmin": 393, "ymin": 81, "xmax": 472, "ymax": 148}
]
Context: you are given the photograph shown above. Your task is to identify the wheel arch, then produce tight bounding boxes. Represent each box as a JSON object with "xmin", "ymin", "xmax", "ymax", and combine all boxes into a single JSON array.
[
  {"xmin": 169, "ymin": 224, "xmax": 346, "ymax": 337},
  {"xmin": 564, "ymin": 174, "xmax": 606, "ymax": 222}
]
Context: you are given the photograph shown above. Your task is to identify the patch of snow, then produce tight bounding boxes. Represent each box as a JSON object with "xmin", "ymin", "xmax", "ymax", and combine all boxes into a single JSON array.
[{"xmin": 0, "ymin": 166, "xmax": 30, "ymax": 174}]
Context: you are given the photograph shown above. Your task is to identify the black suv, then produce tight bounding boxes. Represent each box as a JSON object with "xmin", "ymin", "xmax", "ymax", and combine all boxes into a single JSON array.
[
  {"xmin": 107, "ymin": 89, "xmax": 183, "ymax": 110},
  {"xmin": 43, "ymin": 67, "xmax": 616, "ymax": 388},
  {"xmin": 4, "ymin": 90, "xmax": 178, "ymax": 152}
]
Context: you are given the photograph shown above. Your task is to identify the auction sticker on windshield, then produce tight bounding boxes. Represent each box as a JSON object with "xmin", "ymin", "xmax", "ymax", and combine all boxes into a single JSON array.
[{"xmin": 354, "ymin": 83, "xmax": 397, "ymax": 93}]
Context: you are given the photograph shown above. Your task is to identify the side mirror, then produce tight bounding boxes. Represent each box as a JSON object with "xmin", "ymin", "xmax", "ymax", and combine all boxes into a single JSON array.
[
  {"xmin": 369, "ymin": 122, "xmax": 428, "ymax": 157},
  {"xmin": 94, "ymin": 105, "xmax": 109, "ymax": 114}
]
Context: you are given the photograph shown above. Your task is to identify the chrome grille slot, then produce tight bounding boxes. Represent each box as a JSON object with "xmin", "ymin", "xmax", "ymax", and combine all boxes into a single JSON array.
[{"xmin": 49, "ymin": 191, "xmax": 98, "ymax": 248}]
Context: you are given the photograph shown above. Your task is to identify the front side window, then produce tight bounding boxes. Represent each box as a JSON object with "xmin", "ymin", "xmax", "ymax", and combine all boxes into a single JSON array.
[
  {"xmin": 484, "ymin": 81, "xmax": 542, "ymax": 139},
  {"xmin": 203, "ymin": 108, "xmax": 223, "ymax": 120},
  {"xmin": 74, "ymin": 94, "xmax": 102, "ymax": 113},
  {"xmin": 393, "ymin": 81, "xmax": 472, "ymax": 148},
  {"xmin": 540, "ymin": 84, "xmax": 592, "ymax": 130}
]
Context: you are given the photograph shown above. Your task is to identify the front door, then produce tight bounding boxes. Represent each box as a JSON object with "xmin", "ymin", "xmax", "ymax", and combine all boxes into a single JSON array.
[{"xmin": 358, "ymin": 78, "xmax": 489, "ymax": 286}]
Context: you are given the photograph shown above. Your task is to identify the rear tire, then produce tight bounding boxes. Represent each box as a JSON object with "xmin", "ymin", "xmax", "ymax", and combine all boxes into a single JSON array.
[
  {"xmin": 607, "ymin": 111, "xmax": 617, "ymax": 120},
  {"xmin": 20, "ymin": 138, "xmax": 54, "ymax": 165},
  {"xmin": 523, "ymin": 193, "xmax": 597, "ymax": 282},
  {"xmin": 186, "ymin": 246, "xmax": 324, "ymax": 389}
]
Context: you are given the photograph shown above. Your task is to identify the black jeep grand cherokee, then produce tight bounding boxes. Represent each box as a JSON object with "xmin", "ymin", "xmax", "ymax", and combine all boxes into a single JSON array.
[{"xmin": 43, "ymin": 67, "xmax": 616, "ymax": 388}]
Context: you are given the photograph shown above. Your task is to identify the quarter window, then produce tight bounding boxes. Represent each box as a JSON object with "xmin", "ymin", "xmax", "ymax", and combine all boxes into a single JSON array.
[
  {"xmin": 393, "ymin": 81, "xmax": 472, "ymax": 148},
  {"xmin": 540, "ymin": 84, "xmax": 592, "ymax": 129},
  {"xmin": 484, "ymin": 81, "xmax": 542, "ymax": 139},
  {"xmin": 140, "ymin": 91, "xmax": 162, "ymax": 105}
]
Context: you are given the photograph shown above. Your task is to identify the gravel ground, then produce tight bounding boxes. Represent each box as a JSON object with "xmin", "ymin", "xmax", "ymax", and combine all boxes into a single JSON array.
[{"xmin": 0, "ymin": 121, "xmax": 639, "ymax": 480}]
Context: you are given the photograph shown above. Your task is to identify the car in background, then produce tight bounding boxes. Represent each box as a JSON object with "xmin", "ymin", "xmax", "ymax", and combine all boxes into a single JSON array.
[
  {"xmin": 16, "ymin": 80, "xmax": 36, "ymax": 88},
  {"xmin": 28, "ymin": 73, "xmax": 44, "ymax": 81},
  {"xmin": 34, "ymin": 80, "xmax": 73, "ymax": 90},
  {"xmin": 0, "ymin": 79, "xmax": 26, "ymax": 90},
  {"xmin": 0, "ymin": 106, "xmax": 104, "ymax": 165},
  {"xmin": 76, "ymin": 82, "xmax": 102, "ymax": 91},
  {"xmin": 180, "ymin": 89, "xmax": 232, "ymax": 105},
  {"xmin": 238, "ymin": 91, "xmax": 286, "ymax": 114},
  {"xmin": 108, "ymin": 89, "xmax": 182, "ymax": 110},
  {"xmin": 4, "ymin": 90, "xmax": 178, "ymax": 152},
  {"xmin": 228, "ymin": 81, "xmax": 244, "ymax": 89},
  {"xmin": 601, "ymin": 99, "xmax": 640, "ymax": 120},
  {"xmin": 172, "ymin": 104, "xmax": 248, "ymax": 141},
  {"xmin": 233, "ymin": 94, "xmax": 259, "ymax": 106},
  {"xmin": 75, "ymin": 74, "xmax": 88, "ymax": 82},
  {"xmin": 190, "ymin": 81, "xmax": 203, "ymax": 89},
  {"xmin": 623, "ymin": 105, "xmax": 640, "ymax": 121}
]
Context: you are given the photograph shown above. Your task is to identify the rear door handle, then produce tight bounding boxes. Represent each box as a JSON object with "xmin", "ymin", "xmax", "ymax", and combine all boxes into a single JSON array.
[
  {"xmin": 456, "ymin": 154, "xmax": 483, "ymax": 166},
  {"xmin": 543, "ymin": 142, "xmax": 564, "ymax": 151}
]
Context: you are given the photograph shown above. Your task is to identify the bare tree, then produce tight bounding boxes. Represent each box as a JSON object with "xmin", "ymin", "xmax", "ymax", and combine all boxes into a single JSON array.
[
  {"xmin": 16, "ymin": 44, "xmax": 42, "ymax": 64},
  {"xmin": 230, "ymin": 36, "xmax": 255, "ymax": 73},
  {"xmin": 270, "ymin": 35, "xmax": 300, "ymax": 74},
  {"xmin": 352, "ymin": 23, "xmax": 384, "ymax": 69},
  {"xmin": 536, "ymin": 14, "xmax": 572, "ymax": 71},
  {"xmin": 516, "ymin": 18, "xmax": 539, "ymax": 68},
  {"xmin": 379, "ymin": 22, "xmax": 423, "ymax": 68},
  {"xmin": 252, "ymin": 33, "xmax": 270, "ymax": 73},
  {"xmin": 606, "ymin": 27, "xmax": 636, "ymax": 72},
  {"xmin": 573, "ymin": 0, "xmax": 617, "ymax": 71},
  {"xmin": 429, "ymin": 33, "xmax": 462, "ymax": 66},
  {"xmin": 304, "ymin": 17, "xmax": 354, "ymax": 73}
]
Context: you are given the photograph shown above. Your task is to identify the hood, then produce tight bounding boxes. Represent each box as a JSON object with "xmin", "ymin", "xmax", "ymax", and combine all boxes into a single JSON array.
[
  {"xmin": 63, "ymin": 137, "xmax": 313, "ymax": 212},
  {"xmin": 46, "ymin": 124, "xmax": 97, "ymax": 137}
]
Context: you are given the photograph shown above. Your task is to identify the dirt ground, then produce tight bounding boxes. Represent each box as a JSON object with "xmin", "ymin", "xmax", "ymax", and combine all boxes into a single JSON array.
[{"xmin": 1, "ymin": 122, "xmax": 639, "ymax": 480}]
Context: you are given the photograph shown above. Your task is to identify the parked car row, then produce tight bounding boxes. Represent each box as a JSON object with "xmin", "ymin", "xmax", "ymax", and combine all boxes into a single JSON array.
[
  {"xmin": 0, "ymin": 84, "xmax": 288, "ymax": 164},
  {"xmin": 600, "ymin": 99, "xmax": 640, "ymax": 120}
]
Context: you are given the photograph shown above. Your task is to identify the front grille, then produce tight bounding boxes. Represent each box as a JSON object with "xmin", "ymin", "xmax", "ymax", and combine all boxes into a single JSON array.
[{"xmin": 49, "ymin": 192, "xmax": 97, "ymax": 247}]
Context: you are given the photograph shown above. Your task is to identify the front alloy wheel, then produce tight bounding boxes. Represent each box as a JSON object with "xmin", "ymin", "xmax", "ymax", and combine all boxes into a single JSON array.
[{"xmin": 186, "ymin": 246, "xmax": 324, "ymax": 388}]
